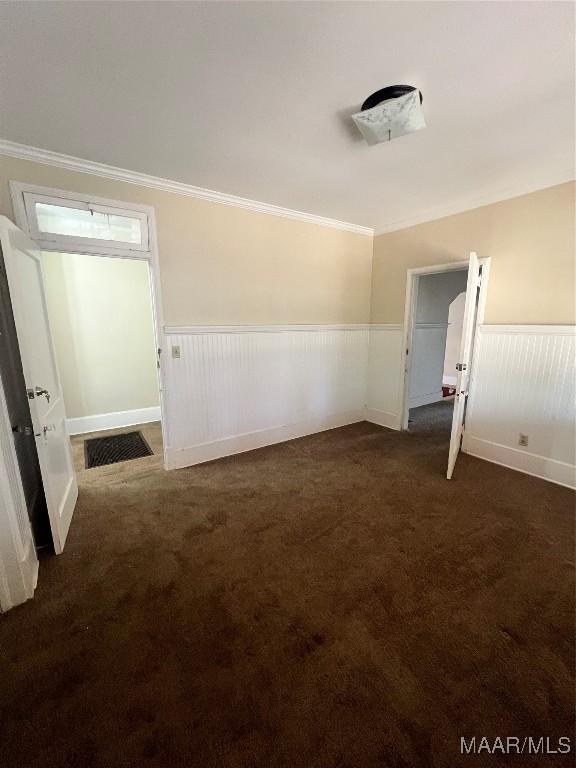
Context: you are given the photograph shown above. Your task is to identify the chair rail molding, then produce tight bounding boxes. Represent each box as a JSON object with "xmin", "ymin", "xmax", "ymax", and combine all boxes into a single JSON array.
[{"xmin": 164, "ymin": 324, "xmax": 371, "ymax": 335}]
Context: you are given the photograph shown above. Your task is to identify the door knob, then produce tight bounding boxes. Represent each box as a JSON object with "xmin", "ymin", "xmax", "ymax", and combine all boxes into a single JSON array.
[{"xmin": 35, "ymin": 386, "xmax": 51, "ymax": 403}]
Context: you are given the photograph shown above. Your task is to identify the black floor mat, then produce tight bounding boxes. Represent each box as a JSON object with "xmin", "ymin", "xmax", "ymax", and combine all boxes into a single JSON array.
[{"xmin": 84, "ymin": 431, "xmax": 153, "ymax": 469}]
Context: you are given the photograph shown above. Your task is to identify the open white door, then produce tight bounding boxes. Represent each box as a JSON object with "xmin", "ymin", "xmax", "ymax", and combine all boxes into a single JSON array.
[
  {"xmin": 447, "ymin": 251, "xmax": 481, "ymax": 480},
  {"xmin": 0, "ymin": 377, "xmax": 38, "ymax": 609},
  {"xmin": 0, "ymin": 216, "xmax": 77, "ymax": 553}
]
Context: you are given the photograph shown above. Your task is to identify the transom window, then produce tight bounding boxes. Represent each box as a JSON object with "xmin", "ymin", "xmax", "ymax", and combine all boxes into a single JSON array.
[{"xmin": 19, "ymin": 189, "xmax": 150, "ymax": 254}]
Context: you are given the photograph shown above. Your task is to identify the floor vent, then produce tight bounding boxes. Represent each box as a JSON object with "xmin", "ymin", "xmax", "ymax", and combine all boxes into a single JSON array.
[{"xmin": 84, "ymin": 431, "xmax": 153, "ymax": 469}]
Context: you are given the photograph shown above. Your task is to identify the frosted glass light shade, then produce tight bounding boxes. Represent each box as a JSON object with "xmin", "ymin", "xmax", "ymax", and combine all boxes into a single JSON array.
[{"xmin": 352, "ymin": 89, "xmax": 425, "ymax": 145}]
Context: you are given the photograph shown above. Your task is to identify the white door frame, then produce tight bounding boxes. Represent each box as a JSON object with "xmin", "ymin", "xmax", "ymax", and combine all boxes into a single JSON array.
[
  {"xmin": 9, "ymin": 182, "xmax": 169, "ymax": 467},
  {"xmin": 0, "ymin": 370, "xmax": 38, "ymax": 611},
  {"xmin": 399, "ymin": 257, "xmax": 491, "ymax": 431}
]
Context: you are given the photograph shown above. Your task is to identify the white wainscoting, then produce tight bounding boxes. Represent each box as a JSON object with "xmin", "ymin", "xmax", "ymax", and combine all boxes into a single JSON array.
[
  {"xmin": 463, "ymin": 325, "xmax": 576, "ymax": 488},
  {"xmin": 159, "ymin": 322, "xmax": 574, "ymax": 487},
  {"xmin": 365, "ymin": 325, "xmax": 404, "ymax": 430},
  {"xmin": 163, "ymin": 325, "xmax": 369, "ymax": 469},
  {"xmin": 408, "ymin": 323, "xmax": 448, "ymax": 408},
  {"xmin": 66, "ymin": 406, "xmax": 161, "ymax": 436}
]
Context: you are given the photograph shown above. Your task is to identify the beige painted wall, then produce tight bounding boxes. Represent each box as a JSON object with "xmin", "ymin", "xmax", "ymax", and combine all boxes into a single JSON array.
[
  {"xmin": 371, "ymin": 182, "xmax": 576, "ymax": 325},
  {"xmin": 1, "ymin": 156, "xmax": 572, "ymax": 329},
  {"xmin": 0, "ymin": 155, "xmax": 373, "ymax": 325},
  {"xmin": 43, "ymin": 252, "xmax": 159, "ymax": 419}
]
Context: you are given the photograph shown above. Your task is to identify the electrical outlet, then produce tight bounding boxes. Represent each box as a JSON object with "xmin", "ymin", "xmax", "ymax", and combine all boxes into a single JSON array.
[
  {"xmin": 171, "ymin": 345, "xmax": 181, "ymax": 359},
  {"xmin": 518, "ymin": 434, "xmax": 529, "ymax": 447}
]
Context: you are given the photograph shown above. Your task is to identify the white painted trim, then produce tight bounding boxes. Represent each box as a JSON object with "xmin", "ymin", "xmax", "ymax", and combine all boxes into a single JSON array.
[
  {"xmin": 462, "ymin": 435, "xmax": 576, "ymax": 490},
  {"xmin": 10, "ymin": 181, "xmax": 156, "ymax": 216},
  {"xmin": 364, "ymin": 407, "xmax": 402, "ymax": 431},
  {"xmin": 2, "ymin": 141, "xmax": 570, "ymax": 238},
  {"xmin": 0, "ymin": 140, "xmax": 374, "ymax": 236},
  {"xmin": 11, "ymin": 182, "xmax": 153, "ymax": 257},
  {"xmin": 164, "ymin": 324, "xmax": 370, "ymax": 335},
  {"xmin": 408, "ymin": 391, "xmax": 444, "ymax": 408},
  {"xmin": 0, "ymin": 553, "xmax": 11, "ymax": 613},
  {"xmin": 166, "ymin": 410, "xmax": 364, "ymax": 470},
  {"xmin": 374, "ymin": 173, "xmax": 575, "ymax": 235},
  {"xmin": 369, "ymin": 324, "xmax": 403, "ymax": 331},
  {"xmin": 66, "ymin": 406, "xmax": 161, "ymax": 436},
  {"xmin": 479, "ymin": 324, "xmax": 576, "ymax": 335},
  {"xmin": 10, "ymin": 181, "xmax": 170, "ymax": 467},
  {"xmin": 401, "ymin": 262, "xmax": 470, "ymax": 276},
  {"xmin": 20, "ymin": 187, "xmax": 150, "ymax": 254},
  {"xmin": 0, "ymin": 368, "xmax": 38, "ymax": 611}
]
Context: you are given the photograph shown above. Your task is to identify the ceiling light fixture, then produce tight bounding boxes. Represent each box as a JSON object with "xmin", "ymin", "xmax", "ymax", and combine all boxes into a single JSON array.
[{"xmin": 352, "ymin": 85, "xmax": 425, "ymax": 145}]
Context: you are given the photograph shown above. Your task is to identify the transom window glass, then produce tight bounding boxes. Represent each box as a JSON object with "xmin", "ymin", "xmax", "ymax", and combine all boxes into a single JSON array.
[
  {"xmin": 35, "ymin": 202, "xmax": 143, "ymax": 245},
  {"xmin": 21, "ymin": 191, "xmax": 150, "ymax": 253}
]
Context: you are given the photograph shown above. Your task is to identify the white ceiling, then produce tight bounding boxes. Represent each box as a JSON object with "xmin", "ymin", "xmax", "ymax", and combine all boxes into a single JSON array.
[{"xmin": 0, "ymin": 1, "xmax": 574, "ymax": 231}]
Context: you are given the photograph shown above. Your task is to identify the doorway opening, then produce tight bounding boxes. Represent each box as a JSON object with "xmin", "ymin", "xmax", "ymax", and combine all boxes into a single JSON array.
[
  {"xmin": 41, "ymin": 250, "xmax": 163, "ymax": 478},
  {"xmin": 400, "ymin": 254, "xmax": 490, "ymax": 478},
  {"xmin": 6, "ymin": 182, "xmax": 167, "ymax": 556},
  {"xmin": 406, "ymin": 268, "xmax": 468, "ymax": 429}
]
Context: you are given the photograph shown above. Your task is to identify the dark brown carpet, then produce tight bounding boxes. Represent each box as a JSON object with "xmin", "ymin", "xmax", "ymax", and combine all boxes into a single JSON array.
[{"xmin": 1, "ymin": 402, "xmax": 574, "ymax": 768}]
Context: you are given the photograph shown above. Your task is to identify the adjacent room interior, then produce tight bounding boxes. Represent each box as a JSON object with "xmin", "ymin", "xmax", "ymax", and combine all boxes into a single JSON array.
[
  {"xmin": 0, "ymin": 2, "xmax": 573, "ymax": 767},
  {"xmin": 42, "ymin": 251, "xmax": 161, "ymax": 473},
  {"xmin": 406, "ymin": 268, "xmax": 469, "ymax": 437}
]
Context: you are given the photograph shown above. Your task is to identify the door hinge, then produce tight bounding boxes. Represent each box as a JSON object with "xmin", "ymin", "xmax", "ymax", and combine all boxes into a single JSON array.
[
  {"xmin": 12, "ymin": 425, "xmax": 33, "ymax": 436},
  {"xmin": 455, "ymin": 363, "xmax": 467, "ymax": 371}
]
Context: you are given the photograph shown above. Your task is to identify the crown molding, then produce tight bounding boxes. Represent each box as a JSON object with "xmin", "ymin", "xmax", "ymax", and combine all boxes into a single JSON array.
[
  {"xmin": 0, "ymin": 139, "xmax": 374, "ymax": 237},
  {"xmin": 374, "ymin": 171, "xmax": 575, "ymax": 236},
  {"xmin": 3, "ymin": 139, "xmax": 570, "ymax": 239}
]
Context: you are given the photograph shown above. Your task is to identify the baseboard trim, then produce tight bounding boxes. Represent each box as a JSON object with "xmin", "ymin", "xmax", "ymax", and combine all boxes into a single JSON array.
[
  {"xmin": 408, "ymin": 391, "xmax": 444, "ymax": 408},
  {"xmin": 66, "ymin": 406, "xmax": 161, "ymax": 436},
  {"xmin": 462, "ymin": 434, "xmax": 576, "ymax": 489},
  {"xmin": 364, "ymin": 407, "xmax": 402, "ymax": 431},
  {"xmin": 166, "ymin": 410, "xmax": 364, "ymax": 470}
]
